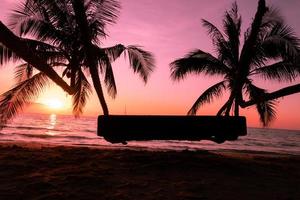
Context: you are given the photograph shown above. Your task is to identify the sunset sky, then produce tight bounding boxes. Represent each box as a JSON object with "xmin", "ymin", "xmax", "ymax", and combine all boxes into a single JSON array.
[{"xmin": 0, "ymin": 0, "xmax": 300, "ymax": 130}]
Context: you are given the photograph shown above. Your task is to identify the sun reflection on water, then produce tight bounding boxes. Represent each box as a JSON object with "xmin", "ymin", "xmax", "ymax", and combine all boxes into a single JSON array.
[{"xmin": 46, "ymin": 114, "xmax": 57, "ymax": 136}]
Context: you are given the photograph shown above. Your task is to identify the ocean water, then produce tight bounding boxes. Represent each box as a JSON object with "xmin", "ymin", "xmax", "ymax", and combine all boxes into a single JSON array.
[{"xmin": 0, "ymin": 113, "xmax": 299, "ymax": 155}]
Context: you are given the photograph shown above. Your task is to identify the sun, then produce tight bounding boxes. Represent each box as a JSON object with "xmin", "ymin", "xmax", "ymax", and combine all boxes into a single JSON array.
[{"xmin": 44, "ymin": 98, "xmax": 64, "ymax": 109}]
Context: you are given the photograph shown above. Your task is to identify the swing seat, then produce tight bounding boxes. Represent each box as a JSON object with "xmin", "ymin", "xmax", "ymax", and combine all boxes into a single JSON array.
[{"xmin": 97, "ymin": 115, "xmax": 247, "ymax": 144}]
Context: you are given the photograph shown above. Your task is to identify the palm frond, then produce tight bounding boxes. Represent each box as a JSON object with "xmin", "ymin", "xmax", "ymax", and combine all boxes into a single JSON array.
[
  {"xmin": 188, "ymin": 81, "xmax": 226, "ymax": 115},
  {"xmin": 201, "ymin": 20, "xmax": 233, "ymax": 66},
  {"xmin": 25, "ymin": 38, "xmax": 57, "ymax": 52},
  {"xmin": 256, "ymin": 100, "xmax": 277, "ymax": 126},
  {"xmin": 89, "ymin": 20, "xmax": 106, "ymax": 40},
  {"xmin": 223, "ymin": 2, "xmax": 241, "ymax": 65},
  {"xmin": 0, "ymin": 72, "xmax": 49, "ymax": 128},
  {"xmin": 51, "ymin": 62, "xmax": 68, "ymax": 68},
  {"xmin": 9, "ymin": 0, "xmax": 41, "ymax": 30},
  {"xmin": 252, "ymin": 61, "xmax": 297, "ymax": 82},
  {"xmin": 10, "ymin": 0, "xmax": 73, "ymax": 45},
  {"xmin": 72, "ymin": 70, "xmax": 92, "ymax": 117},
  {"xmin": 245, "ymin": 6, "xmax": 299, "ymax": 70},
  {"xmin": 98, "ymin": 53, "xmax": 117, "ymax": 98},
  {"xmin": 261, "ymin": 21, "xmax": 300, "ymax": 60},
  {"xmin": 246, "ymin": 40, "xmax": 268, "ymax": 70},
  {"xmin": 85, "ymin": 0, "xmax": 120, "ymax": 24},
  {"xmin": 201, "ymin": 19, "xmax": 226, "ymax": 49},
  {"xmin": 0, "ymin": 43, "xmax": 21, "ymax": 65},
  {"xmin": 245, "ymin": 81, "xmax": 264, "ymax": 98},
  {"xmin": 45, "ymin": 0, "xmax": 74, "ymax": 28},
  {"xmin": 21, "ymin": 18, "xmax": 70, "ymax": 45},
  {"xmin": 96, "ymin": 44, "xmax": 154, "ymax": 94},
  {"xmin": 243, "ymin": 8, "xmax": 281, "ymax": 69},
  {"xmin": 102, "ymin": 44, "xmax": 126, "ymax": 62},
  {"xmin": 23, "ymin": 38, "xmax": 67, "ymax": 64},
  {"xmin": 93, "ymin": 45, "xmax": 117, "ymax": 97},
  {"xmin": 125, "ymin": 45, "xmax": 155, "ymax": 82},
  {"xmin": 217, "ymin": 94, "xmax": 234, "ymax": 116},
  {"xmin": 104, "ymin": 62, "xmax": 117, "ymax": 98},
  {"xmin": 14, "ymin": 63, "xmax": 33, "ymax": 83},
  {"xmin": 249, "ymin": 18, "xmax": 300, "ymax": 71},
  {"xmin": 259, "ymin": 7, "xmax": 282, "ymax": 34},
  {"xmin": 85, "ymin": 0, "xmax": 120, "ymax": 40},
  {"xmin": 170, "ymin": 49, "xmax": 229, "ymax": 80},
  {"xmin": 245, "ymin": 82, "xmax": 277, "ymax": 126}
]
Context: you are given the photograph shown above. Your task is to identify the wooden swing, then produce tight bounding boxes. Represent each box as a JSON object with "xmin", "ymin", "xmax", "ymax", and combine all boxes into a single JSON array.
[{"xmin": 98, "ymin": 115, "xmax": 247, "ymax": 144}]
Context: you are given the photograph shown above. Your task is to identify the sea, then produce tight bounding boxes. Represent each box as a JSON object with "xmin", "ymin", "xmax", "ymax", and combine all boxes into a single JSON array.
[{"xmin": 0, "ymin": 113, "xmax": 299, "ymax": 155}]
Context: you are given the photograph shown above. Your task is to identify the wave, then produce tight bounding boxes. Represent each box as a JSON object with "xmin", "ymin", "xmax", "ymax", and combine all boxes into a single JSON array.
[
  {"xmin": 16, "ymin": 133, "xmax": 92, "ymax": 140},
  {"xmin": 4, "ymin": 125, "xmax": 72, "ymax": 133}
]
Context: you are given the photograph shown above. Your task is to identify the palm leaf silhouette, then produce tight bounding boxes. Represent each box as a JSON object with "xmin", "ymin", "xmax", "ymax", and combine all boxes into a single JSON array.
[
  {"xmin": 72, "ymin": 70, "xmax": 92, "ymax": 117},
  {"xmin": 0, "ymin": 73, "xmax": 49, "ymax": 127},
  {"xmin": 188, "ymin": 81, "xmax": 226, "ymax": 115}
]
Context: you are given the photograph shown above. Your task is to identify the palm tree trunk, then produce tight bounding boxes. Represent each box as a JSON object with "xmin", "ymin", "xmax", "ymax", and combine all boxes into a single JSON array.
[
  {"xmin": 71, "ymin": 68, "xmax": 76, "ymax": 87},
  {"xmin": 71, "ymin": 0, "xmax": 109, "ymax": 115},
  {"xmin": 0, "ymin": 21, "xmax": 74, "ymax": 95},
  {"xmin": 225, "ymin": 103, "xmax": 232, "ymax": 116},
  {"xmin": 239, "ymin": 0, "xmax": 267, "ymax": 73},
  {"xmin": 234, "ymin": 98, "xmax": 239, "ymax": 116},
  {"xmin": 70, "ymin": 61, "xmax": 76, "ymax": 88},
  {"xmin": 234, "ymin": 90, "xmax": 243, "ymax": 116},
  {"xmin": 217, "ymin": 94, "xmax": 234, "ymax": 116},
  {"xmin": 217, "ymin": 102, "xmax": 228, "ymax": 116},
  {"xmin": 89, "ymin": 65, "xmax": 109, "ymax": 115}
]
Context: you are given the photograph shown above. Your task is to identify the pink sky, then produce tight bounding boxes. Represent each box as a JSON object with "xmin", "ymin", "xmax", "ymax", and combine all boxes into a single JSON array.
[{"xmin": 0, "ymin": 0, "xmax": 300, "ymax": 130}]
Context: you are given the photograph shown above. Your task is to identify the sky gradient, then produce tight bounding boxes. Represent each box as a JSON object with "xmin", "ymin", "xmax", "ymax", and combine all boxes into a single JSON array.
[{"xmin": 0, "ymin": 0, "xmax": 300, "ymax": 130}]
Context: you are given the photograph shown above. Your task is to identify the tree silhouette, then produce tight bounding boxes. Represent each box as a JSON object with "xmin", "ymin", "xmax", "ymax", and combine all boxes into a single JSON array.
[
  {"xmin": 0, "ymin": 0, "xmax": 155, "ymax": 126},
  {"xmin": 170, "ymin": 0, "xmax": 300, "ymax": 125}
]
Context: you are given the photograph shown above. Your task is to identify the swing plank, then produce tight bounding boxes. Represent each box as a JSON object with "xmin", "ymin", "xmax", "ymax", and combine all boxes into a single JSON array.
[{"xmin": 98, "ymin": 115, "xmax": 247, "ymax": 144}]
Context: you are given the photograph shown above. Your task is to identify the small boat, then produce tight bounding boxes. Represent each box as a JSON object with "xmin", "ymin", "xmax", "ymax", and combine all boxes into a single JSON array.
[{"xmin": 98, "ymin": 115, "xmax": 247, "ymax": 144}]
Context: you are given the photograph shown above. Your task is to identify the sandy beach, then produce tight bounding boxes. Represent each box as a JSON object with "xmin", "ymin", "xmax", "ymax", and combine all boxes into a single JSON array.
[{"xmin": 0, "ymin": 142, "xmax": 299, "ymax": 200}]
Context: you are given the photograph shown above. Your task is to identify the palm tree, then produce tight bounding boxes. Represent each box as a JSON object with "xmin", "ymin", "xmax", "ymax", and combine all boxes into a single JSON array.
[
  {"xmin": 0, "ymin": 0, "xmax": 154, "ymax": 126},
  {"xmin": 170, "ymin": 0, "xmax": 300, "ymax": 126}
]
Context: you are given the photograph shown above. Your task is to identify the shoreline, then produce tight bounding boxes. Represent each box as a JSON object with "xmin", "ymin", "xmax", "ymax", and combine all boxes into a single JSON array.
[
  {"xmin": 0, "ymin": 139, "xmax": 299, "ymax": 156},
  {"xmin": 0, "ymin": 141, "xmax": 299, "ymax": 199}
]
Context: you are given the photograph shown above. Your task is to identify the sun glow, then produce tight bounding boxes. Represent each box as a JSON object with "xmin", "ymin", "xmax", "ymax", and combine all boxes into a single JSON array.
[{"xmin": 44, "ymin": 98, "xmax": 64, "ymax": 109}]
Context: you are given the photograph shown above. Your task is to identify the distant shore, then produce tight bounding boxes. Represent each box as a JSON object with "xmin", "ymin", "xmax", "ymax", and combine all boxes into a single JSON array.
[{"xmin": 0, "ymin": 142, "xmax": 299, "ymax": 200}]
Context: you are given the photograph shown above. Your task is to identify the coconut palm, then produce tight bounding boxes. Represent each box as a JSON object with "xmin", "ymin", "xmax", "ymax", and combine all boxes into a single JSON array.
[
  {"xmin": 170, "ymin": 0, "xmax": 300, "ymax": 126},
  {"xmin": 0, "ymin": 0, "xmax": 154, "ymax": 126}
]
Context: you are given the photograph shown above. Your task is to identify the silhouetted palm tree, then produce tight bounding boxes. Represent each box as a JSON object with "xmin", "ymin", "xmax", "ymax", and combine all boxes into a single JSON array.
[
  {"xmin": 170, "ymin": 0, "xmax": 300, "ymax": 125},
  {"xmin": 0, "ymin": 0, "xmax": 154, "ymax": 125}
]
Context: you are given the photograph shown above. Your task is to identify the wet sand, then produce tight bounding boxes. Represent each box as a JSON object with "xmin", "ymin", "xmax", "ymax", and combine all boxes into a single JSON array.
[{"xmin": 0, "ymin": 143, "xmax": 299, "ymax": 200}]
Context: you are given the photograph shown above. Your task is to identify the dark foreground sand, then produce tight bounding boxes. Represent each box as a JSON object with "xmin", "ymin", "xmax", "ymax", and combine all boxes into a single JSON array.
[{"xmin": 0, "ymin": 143, "xmax": 299, "ymax": 200}]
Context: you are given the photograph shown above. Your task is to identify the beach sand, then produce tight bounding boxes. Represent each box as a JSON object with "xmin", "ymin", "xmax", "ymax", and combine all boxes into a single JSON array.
[{"xmin": 0, "ymin": 142, "xmax": 299, "ymax": 200}]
